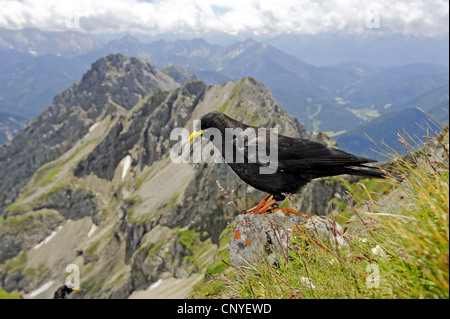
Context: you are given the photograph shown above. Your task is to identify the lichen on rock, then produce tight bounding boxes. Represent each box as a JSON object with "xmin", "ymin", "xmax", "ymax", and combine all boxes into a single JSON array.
[{"xmin": 228, "ymin": 211, "xmax": 347, "ymax": 268}]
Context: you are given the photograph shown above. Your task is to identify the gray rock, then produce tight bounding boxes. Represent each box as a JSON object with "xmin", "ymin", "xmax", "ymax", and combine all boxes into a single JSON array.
[
  {"xmin": 74, "ymin": 81, "xmax": 205, "ymax": 181},
  {"xmin": 0, "ymin": 212, "xmax": 64, "ymax": 263},
  {"xmin": 229, "ymin": 212, "xmax": 346, "ymax": 268},
  {"xmin": 229, "ymin": 211, "xmax": 308, "ymax": 268},
  {"xmin": 1, "ymin": 267, "xmax": 31, "ymax": 292},
  {"xmin": 299, "ymin": 178, "xmax": 347, "ymax": 216},
  {"xmin": 302, "ymin": 217, "xmax": 347, "ymax": 247},
  {"xmin": 34, "ymin": 188, "xmax": 100, "ymax": 225},
  {"xmin": 160, "ymin": 66, "xmax": 197, "ymax": 86}
]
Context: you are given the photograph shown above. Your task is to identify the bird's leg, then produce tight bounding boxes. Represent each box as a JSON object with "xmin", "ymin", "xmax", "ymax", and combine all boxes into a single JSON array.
[
  {"xmin": 244, "ymin": 194, "xmax": 273, "ymax": 214},
  {"xmin": 251, "ymin": 199, "xmax": 277, "ymax": 215}
]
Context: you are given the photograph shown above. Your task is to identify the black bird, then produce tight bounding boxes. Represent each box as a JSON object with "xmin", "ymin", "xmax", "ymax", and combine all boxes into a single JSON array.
[
  {"xmin": 190, "ymin": 111, "xmax": 384, "ymax": 214},
  {"xmin": 53, "ymin": 285, "xmax": 80, "ymax": 299}
]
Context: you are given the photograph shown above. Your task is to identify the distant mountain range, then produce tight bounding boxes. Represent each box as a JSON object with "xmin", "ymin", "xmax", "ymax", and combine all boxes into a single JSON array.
[
  {"xmin": 334, "ymin": 84, "xmax": 449, "ymax": 159},
  {"xmin": 261, "ymin": 33, "xmax": 450, "ymax": 67},
  {"xmin": 0, "ymin": 28, "xmax": 448, "ymax": 159},
  {"xmin": 0, "ymin": 28, "xmax": 103, "ymax": 59},
  {"xmin": 0, "ymin": 55, "xmax": 88, "ymax": 118}
]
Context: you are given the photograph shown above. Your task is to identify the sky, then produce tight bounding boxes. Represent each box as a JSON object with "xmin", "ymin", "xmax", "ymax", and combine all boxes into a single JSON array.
[{"xmin": 0, "ymin": 0, "xmax": 448, "ymax": 37}]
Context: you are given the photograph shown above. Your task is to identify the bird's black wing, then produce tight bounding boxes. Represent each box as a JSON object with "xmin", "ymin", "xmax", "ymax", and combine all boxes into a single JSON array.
[
  {"xmin": 274, "ymin": 134, "xmax": 377, "ymax": 172},
  {"xmin": 232, "ymin": 128, "xmax": 377, "ymax": 172}
]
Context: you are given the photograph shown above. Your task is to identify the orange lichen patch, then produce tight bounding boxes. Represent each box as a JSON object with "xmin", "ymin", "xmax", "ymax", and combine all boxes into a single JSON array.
[
  {"xmin": 244, "ymin": 238, "xmax": 250, "ymax": 245},
  {"xmin": 233, "ymin": 230, "xmax": 240, "ymax": 240},
  {"xmin": 272, "ymin": 207, "xmax": 312, "ymax": 218}
]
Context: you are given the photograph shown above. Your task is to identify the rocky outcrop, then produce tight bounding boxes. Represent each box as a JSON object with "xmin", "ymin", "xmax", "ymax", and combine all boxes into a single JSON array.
[
  {"xmin": 34, "ymin": 188, "xmax": 101, "ymax": 225},
  {"xmin": 0, "ymin": 112, "xmax": 28, "ymax": 145},
  {"xmin": 74, "ymin": 80, "xmax": 206, "ymax": 180},
  {"xmin": 229, "ymin": 212, "xmax": 346, "ymax": 268},
  {"xmin": 299, "ymin": 178, "xmax": 347, "ymax": 216},
  {"xmin": 0, "ymin": 211, "xmax": 64, "ymax": 263}
]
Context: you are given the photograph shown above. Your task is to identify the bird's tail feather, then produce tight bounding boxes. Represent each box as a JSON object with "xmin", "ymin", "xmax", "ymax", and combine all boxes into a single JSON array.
[{"xmin": 343, "ymin": 166, "xmax": 385, "ymax": 178}]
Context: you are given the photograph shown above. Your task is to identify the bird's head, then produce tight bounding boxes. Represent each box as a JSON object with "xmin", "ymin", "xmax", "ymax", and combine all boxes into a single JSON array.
[
  {"xmin": 189, "ymin": 111, "xmax": 229, "ymax": 142},
  {"xmin": 65, "ymin": 285, "xmax": 80, "ymax": 293}
]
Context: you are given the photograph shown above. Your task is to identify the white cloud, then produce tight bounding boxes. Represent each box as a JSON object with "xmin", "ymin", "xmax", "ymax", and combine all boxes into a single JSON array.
[{"xmin": 0, "ymin": 0, "xmax": 448, "ymax": 37}]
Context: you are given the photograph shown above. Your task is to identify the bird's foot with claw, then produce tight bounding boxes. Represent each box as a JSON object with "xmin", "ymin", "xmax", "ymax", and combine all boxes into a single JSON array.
[{"xmin": 243, "ymin": 200, "xmax": 278, "ymax": 215}]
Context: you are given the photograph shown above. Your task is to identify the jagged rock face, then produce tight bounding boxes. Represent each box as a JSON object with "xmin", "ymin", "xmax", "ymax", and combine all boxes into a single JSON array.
[
  {"xmin": 34, "ymin": 188, "xmax": 100, "ymax": 225},
  {"xmin": 0, "ymin": 54, "xmax": 180, "ymax": 211},
  {"xmin": 0, "ymin": 211, "xmax": 64, "ymax": 263},
  {"xmin": 77, "ymin": 54, "xmax": 178, "ymax": 111},
  {"xmin": 74, "ymin": 80, "xmax": 206, "ymax": 180}
]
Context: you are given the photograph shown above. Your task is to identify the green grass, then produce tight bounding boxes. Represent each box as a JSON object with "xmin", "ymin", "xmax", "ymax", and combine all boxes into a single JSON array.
[
  {"xmin": 0, "ymin": 287, "xmax": 21, "ymax": 299},
  {"xmin": 346, "ymin": 107, "xmax": 380, "ymax": 120},
  {"xmin": 160, "ymin": 65, "xmax": 175, "ymax": 72},
  {"xmin": 3, "ymin": 251, "xmax": 28, "ymax": 274},
  {"xmin": 205, "ymin": 225, "xmax": 233, "ymax": 277},
  {"xmin": 179, "ymin": 228, "xmax": 199, "ymax": 253},
  {"xmin": 85, "ymin": 238, "xmax": 101, "ymax": 255},
  {"xmin": 326, "ymin": 176, "xmax": 394, "ymax": 225},
  {"xmin": 147, "ymin": 241, "xmax": 165, "ymax": 258},
  {"xmin": 124, "ymin": 196, "xmax": 146, "ymax": 223},
  {"xmin": 20, "ymin": 135, "xmax": 101, "ymax": 199},
  {"xmin": 32, "ymin": 161, "xmax": 61, "ymax": 188},
  {"xmin": 0, "ymin": 213, "xmax": 40, "ymax": 231},
  {"xmin": 5, "ymin": 202, "xmax": 27, "ymax": 213},
  {"xmin": 179, "ymin": 228, "xmax": 215, "ymax": 271},
  {"xmin": 217, "ymin": 80, "xmax": 243, "ymax": 114},
  {"xmin": 191, "ymin": 120, "xmax": 449, "ymax": 299}
]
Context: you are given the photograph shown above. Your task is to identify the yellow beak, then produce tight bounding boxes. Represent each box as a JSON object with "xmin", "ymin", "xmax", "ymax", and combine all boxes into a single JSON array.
[
  {"xmin": 72, "ymin": 287, "xmax": 80, "ymax": 291},
  {"xmin": 189, "ymin": 130, "xmax": 204, "ymax": 142}
]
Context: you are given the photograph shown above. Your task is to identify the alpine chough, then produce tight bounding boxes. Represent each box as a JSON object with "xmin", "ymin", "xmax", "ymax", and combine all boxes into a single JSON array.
[
  {"xmin": 190, "ymin": 111, "xmax": 384, "ymax": 214},
  {"xmin": 53, "ymin": 285, "xmax": 80, "ymax": 299}
]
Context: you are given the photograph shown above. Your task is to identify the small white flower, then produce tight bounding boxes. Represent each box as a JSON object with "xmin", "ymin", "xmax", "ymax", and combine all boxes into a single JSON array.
[
  {"xmin": 372, "ymin": 245, "xmax": 386, "ymax": 257},
  {"xmin": 300, "ymin": 277, "xmax": 316, "ymax": 289},
  {"xmin": 328, "ymin": 258, "xmax": 338, "ymax": 265}
]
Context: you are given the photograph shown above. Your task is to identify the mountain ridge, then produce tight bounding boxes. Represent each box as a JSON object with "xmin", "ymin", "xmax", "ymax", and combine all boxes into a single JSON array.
[{"xmin": 0, "ymin": 54, "xmax": 180, "ymax": 211}]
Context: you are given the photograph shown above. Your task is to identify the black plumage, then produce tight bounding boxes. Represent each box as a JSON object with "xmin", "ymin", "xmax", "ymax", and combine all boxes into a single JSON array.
[
  {"xmin": 53, "ymin": 285, "xmax": 78, "ymax": 299},
  {"xmin": 194, "ymin": 111, "xmax": 383, "ymax": 213}
]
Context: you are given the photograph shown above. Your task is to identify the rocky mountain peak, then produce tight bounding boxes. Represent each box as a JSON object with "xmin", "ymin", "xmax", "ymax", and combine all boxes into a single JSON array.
[
  {"xmin": 88, "ymin": 53, "xmax": 153, "ymax": 75},
  {"xmin": 76, "ymin": 53, "xmax": 178, "ymax": 111},
  {"xmin": 0, "ymin": 54, "xmax": 180, "ymax": 211},
  {"xmin": 114, "ymin": 34, "xmax": 142, "ymax": 46}
]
